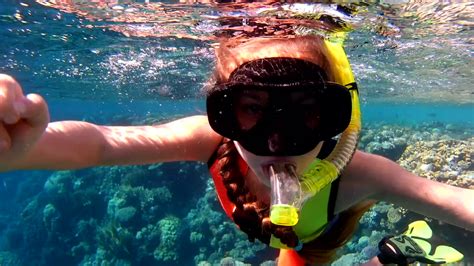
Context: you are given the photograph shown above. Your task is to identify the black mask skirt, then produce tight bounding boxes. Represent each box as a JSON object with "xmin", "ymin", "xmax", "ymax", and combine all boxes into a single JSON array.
[{"xmin": 207, "ymin": 58, "xmax": 352, "ymax": 156}]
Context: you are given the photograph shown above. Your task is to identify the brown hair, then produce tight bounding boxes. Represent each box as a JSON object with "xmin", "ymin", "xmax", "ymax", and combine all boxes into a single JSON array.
[{"xmin": 209, "ymin": 36, "xmax": 374, "ymax": 263}]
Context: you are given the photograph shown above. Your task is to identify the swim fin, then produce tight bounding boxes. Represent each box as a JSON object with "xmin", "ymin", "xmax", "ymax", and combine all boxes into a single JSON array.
[{"xmin": 377, "ymin": 220, "xmax": 464, "ymax": 265}]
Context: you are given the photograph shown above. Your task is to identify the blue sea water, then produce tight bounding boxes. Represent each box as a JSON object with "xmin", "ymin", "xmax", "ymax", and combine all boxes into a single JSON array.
[{"xmin": 0, "ymin": 1, "xmax": 473, "ymax": 265}]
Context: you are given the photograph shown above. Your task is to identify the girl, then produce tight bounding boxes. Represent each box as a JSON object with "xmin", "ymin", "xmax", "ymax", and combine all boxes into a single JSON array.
[{"xmin": 0, "ymin": 36, "xmax": 472, "ymax": 265}]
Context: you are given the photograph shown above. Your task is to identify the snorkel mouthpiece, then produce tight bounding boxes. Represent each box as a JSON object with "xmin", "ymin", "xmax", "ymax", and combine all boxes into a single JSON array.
[{"xmin": 268, "ymin": 163, "xmax": 302, "ymax": 226}]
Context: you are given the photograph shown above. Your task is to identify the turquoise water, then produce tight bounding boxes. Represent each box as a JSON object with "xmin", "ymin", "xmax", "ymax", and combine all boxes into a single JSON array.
[{"xmin": 1, "ymin": 1, "xmax": 473, "ymax": 265}]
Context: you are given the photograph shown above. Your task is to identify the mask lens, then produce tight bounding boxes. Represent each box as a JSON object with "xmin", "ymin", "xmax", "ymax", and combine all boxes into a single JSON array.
[{"xmin": 232, "ymin": 85, "xmax": 322, "ymax": 133}]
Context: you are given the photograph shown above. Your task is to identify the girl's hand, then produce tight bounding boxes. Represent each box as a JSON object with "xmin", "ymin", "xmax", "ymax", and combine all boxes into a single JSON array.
[{"xmin": 0, "ymin": 74, "xmax": 49, "ymax": 167}]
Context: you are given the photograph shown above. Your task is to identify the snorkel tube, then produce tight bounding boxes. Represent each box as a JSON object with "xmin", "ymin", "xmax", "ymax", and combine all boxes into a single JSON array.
[
  {"xmin": 269, "ymin": 38, "xmax": 361, "ymax": 227},
  {"xmin": 269, "ymin": 163, "xmax": 302, "ymax": 226},
  {"xmin": 324, "ymin": 39, "xmax": 361, "ymax": 172}
]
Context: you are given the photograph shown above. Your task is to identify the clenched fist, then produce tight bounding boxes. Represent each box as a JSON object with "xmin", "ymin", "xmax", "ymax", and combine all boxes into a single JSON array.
[{"xmin": 0, "ymin": 74, "xmax": 49, "ymax": 168}]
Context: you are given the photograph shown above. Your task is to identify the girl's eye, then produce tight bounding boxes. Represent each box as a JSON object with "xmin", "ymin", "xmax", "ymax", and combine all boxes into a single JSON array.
[
  {"xmin": 244, "ymin": 104, "xmax": 264, "ymax": 115},
  {"xmin": 296, "ymin": 102, "xmax": 317, "ymax": 112}
]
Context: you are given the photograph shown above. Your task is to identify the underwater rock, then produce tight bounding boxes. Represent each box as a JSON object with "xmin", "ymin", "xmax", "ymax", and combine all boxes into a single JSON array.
[
  {"xmin": 361, "ymin": 245, "xmax": 379, "ymax": 260},
  {"xmin": 366, "ymin": 140, "xmax": 407, "ymax": 161},
  {"xmin": 71, "ymin": 241, "xmax": 91, "ymax": 259},
  {"xmin": 386, "ymin": 207, "xmax": 402, "ymax": 224},
  {"xmin": 260, "ymin": 261, "xmax": 277, "ymax": 266},
  {"xmin": 347, "ymin": 234, "xmax": 370, "ymax": 254},
  {"xmin": 219, "ymin": 257, "xmax": 251, "ymax": 266},
  {"xmin": 21, "ymin": 198, "xmax": 41, "ymax": 221},
  {"xmin": 107, "ymin": 185, "xmax": 173, "ymax": 224},
  {"xmin": 365, "ymin": 230, "xmax": 386, "ymax": 252},
  {"xmin": 220, "ymin": 257, "xmax": 237, "ymax": 266},
  {"xmin": 44, "ymin": 171, "xmax": 74, "ymax": 197},
  {"xmin": 419, "ymin": 163, "xmax": 434, "ymax": 172},
  {"xmin": 43, "ymin": 203, "xmax": 61, "ymax": 233},
  {"xmin": 357, "ymin": 236, "xmax": 369, "ymax": 249},
  {"xmin": 331, "ymin": 253, "xmax": 364, "ymax": 266},
  {"xmin": 107, "ymin": 197, "xmax": 126, "ymax": 217},
  {"xmin": 115, "ymin": 206, "xmax": 137, "ymax": 224},
  {"xmin": 360, "ymin": 124, "xmax": 411, "ymax": 160}
]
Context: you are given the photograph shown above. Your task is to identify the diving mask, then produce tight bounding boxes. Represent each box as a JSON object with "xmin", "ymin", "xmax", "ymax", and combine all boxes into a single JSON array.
[{"xmin": 207, "ymin": 58, "xmax": 352, "ymax": 156}]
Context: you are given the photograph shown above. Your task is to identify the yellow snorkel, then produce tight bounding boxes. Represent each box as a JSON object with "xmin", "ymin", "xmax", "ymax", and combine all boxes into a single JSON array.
[{"xmin": 269, "ymin": 37, "xmax": 361, "ymax": 228}]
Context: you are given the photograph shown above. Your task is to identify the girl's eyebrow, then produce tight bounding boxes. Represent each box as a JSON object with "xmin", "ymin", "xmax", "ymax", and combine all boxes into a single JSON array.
[
  {"xmin": 241, "ymin": 90, "xmax": 267, "ymax": 101},
  {"xmin": 290, "ymin": 91, "xmax": 315, "ymax": 102}
]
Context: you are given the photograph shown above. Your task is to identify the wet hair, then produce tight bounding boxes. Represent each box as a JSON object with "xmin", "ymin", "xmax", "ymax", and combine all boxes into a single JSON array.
[
  {"xmin": 208, "ymin": 36, "xmax": 374, "ymax": 263},
  {"xmin": 205, "ymin": 36, "xmax": 336, "ymax": 91}
]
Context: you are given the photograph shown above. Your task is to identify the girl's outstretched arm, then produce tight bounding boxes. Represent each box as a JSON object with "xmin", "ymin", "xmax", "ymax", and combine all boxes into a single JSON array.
[
  {"xmin": 0, "ymin": 74, "xmax": 222, "ymax": 171},
  {"xmin": 340, "ymin": 151, "xmax": 474, "ymax": 231},
  {"xmin": 10, "ymin": 116, "xmax": 222, "ymax": 171}
]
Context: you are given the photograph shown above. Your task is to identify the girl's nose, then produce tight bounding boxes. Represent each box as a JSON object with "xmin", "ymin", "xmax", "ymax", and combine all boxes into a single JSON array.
[{"xmin": 268, "ymin": 132, "xmax": 285, "ymax": 153}]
